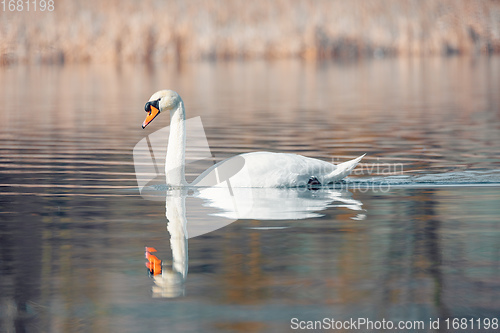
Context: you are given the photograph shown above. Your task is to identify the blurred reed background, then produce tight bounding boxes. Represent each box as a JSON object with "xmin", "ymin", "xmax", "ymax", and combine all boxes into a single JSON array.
[{"xmin": 1, "ymin": 0, "xmax": 500, "ymax": 65}]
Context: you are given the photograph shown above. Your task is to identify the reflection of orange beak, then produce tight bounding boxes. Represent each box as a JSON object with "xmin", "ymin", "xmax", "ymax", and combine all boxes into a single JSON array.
[
  {"xmin": 142, "ymin": 105, "xmax": 160, "ymax": 129},
  {"xmin": 145, "ymin": 250, "xmax": 162, "ymax": 276}
]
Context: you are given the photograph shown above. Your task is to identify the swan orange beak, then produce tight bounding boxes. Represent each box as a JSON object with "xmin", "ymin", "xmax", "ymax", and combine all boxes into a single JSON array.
[{"xmin": 142, "ymin": 105, "xmax": 160, "ymax": 129}]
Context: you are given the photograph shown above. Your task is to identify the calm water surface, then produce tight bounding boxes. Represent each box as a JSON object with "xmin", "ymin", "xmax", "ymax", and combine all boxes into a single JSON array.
[{"xmin": 1, "ymin": 58, "xmax": 500, "ymax": 332}]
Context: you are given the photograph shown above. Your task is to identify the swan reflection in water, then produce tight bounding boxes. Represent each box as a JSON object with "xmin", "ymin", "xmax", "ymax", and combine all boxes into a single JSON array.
[
  {"xmin": 145, "ymin": 186, "xmax": 364, "ymax": 298},
  {"xmin": 145, "ymin": 189, "xmax": 189, "ymax": 298}
]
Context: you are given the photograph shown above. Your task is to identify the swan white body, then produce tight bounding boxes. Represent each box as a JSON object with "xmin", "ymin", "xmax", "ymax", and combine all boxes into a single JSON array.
[
  {"xmin": 142, "ymin": 90, "xmax": 365, "ymax": 188},
  {"xmin": 192, "ymin": 151, "xmax": 364, "ymax": 188}
]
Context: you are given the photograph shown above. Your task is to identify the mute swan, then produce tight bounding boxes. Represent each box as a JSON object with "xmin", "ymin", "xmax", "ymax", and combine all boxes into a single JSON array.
[{"xmin": 142, "ymin": 90, "xmax": 365, "ymax": 188}]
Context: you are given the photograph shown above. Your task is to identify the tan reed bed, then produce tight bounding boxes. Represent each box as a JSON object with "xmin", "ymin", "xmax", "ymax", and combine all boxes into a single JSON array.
[{"xmin": 1, "ymin": 0, "xmax": 499, "ymax": 65}]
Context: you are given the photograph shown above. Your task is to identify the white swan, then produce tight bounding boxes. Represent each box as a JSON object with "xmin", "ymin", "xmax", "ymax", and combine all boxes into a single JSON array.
[{"xmin": 142, "ymin": 90, "xmax": 365, "ymax": 188}]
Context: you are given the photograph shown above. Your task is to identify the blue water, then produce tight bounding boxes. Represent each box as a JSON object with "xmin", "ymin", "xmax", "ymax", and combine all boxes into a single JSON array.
[{"xmin": 0, "ymin": 58, "xmax": 499, "ymax": 332}]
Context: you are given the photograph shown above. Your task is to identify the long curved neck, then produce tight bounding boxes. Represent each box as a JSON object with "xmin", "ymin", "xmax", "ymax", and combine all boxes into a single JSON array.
[
  {"xmin": 166, "ymin": 190, "xmax": 188, "ymax": 279},
  {"xmin": 165, "ymin": 101, "xmax": 187, "ymax": 187},
  {"xmin": 151, "ymin": 191, "xmax": 188, "ymax": 297}
]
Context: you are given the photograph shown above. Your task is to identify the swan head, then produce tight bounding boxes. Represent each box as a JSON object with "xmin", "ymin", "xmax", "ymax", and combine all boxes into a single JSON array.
[{"xmin": 142, "ymin": 90, "xmax": 183, "ymax": 129}]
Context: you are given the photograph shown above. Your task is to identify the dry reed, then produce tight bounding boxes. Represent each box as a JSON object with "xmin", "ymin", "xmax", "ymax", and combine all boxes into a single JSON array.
[{"xmin": 1, "ymin": 0, "xmax": 499, "ymax": 65}]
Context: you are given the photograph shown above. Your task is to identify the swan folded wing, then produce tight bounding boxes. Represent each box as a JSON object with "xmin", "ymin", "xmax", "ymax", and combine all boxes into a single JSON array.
[
  {"xmin": 191, "ymin": 155, "xmax": 246, "ymax": 187},
  {"xmin": 191, "ymin": 152, "xmax": 364, "ymax": 188}
]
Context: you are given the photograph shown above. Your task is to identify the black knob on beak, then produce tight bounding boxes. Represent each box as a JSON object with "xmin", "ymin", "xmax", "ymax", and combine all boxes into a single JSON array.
[{"xmin": 144, "ymin": 99, "xmax": 160, "ymax": 113}]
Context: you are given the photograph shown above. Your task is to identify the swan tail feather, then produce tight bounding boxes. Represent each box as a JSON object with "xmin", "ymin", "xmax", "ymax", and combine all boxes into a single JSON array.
[{"xmin": 325, "ymin": 154, "xmax": 365, "ymax": 183}]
